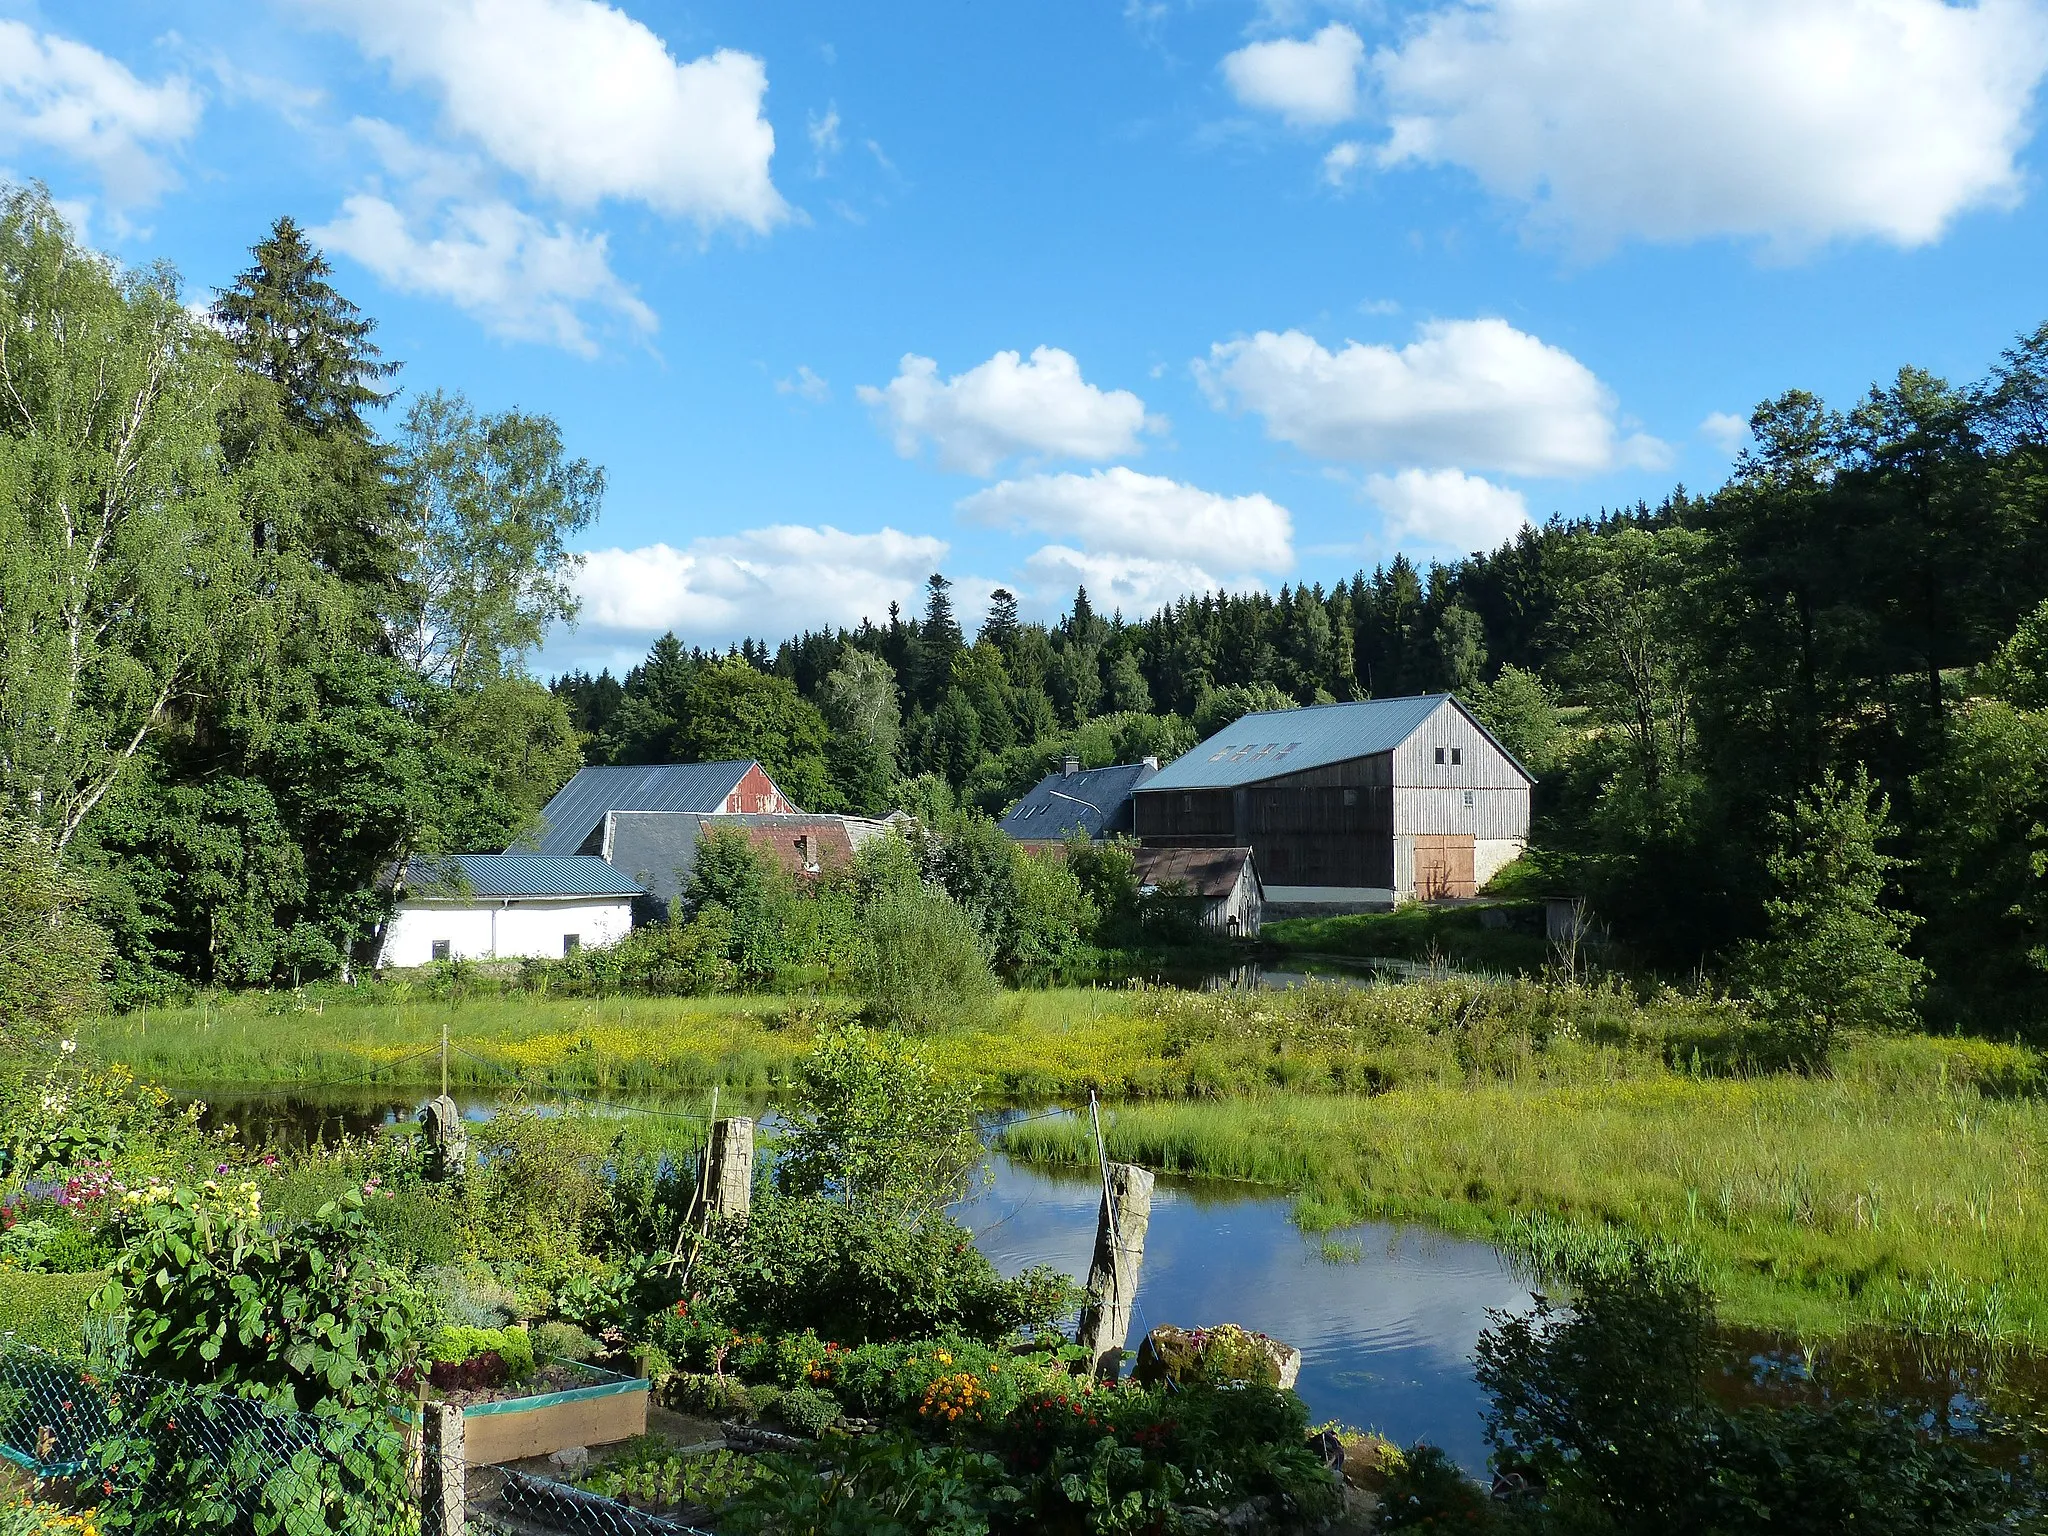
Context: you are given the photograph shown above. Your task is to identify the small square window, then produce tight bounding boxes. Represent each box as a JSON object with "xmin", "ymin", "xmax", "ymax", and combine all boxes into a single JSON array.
[
  {"xmin": 563, "ymin": 934, "xmax": 581, "ymax": 955},
  {"xmin": 430, "ymin": 939, "xmax": 451, "ymax": 962},
  {"xmin": 1434, "ymin": 746, "xmax": 1446, "ymax": 765},
  {"xmin": 1182, "ymin": 793, "xmax": 1193, "ymax": 811},
  {"xmin": 1464, "ymin": 790, "xmax": 1475, "ymax": 807},
  {"xmin": 1451, "ymin": 747, "xmax": 1464, "ymax": 766},
  {"xmin": 1342, "ymin": 788, "xmax": 1358, "ymax": 807}
]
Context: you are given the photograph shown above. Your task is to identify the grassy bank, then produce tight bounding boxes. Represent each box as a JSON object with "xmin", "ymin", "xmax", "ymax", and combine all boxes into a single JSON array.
[
  {"xmin": 1001, "ymin": 1041, "xmax": 2048, "ymax": 1342},
  {"xmin": 76, "ymin": 988, "xmax": 1172, "ymax": 1101}
]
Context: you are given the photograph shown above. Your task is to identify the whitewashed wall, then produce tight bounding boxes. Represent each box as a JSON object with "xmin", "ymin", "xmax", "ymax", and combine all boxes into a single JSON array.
[{"xmin": 379, "ymin": 897, "xmax": 635, "ymax": 967}]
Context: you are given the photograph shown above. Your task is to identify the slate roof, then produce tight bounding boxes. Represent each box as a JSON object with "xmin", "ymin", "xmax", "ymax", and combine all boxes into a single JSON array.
[
  {"xmin": 526, "ymin": 762, "xmax": 761, "ymax": 855},
  {"xmin": 1131, "ymin": 845, "xmax": 1259, "ymax": 900},
  {"xmin": 998, "ymin": 760, "xmax": 1159, "ymax": 841},
  {"xmin": 1139, "ymin": 695, "xmax": 1478, "ymax": 791},
  {"xmin": 604, "ymin": 811, "xmax": 892, "ymax": 908},
  {"xmin": 403, "ymin": 854, "xmax": 644, "ymax": 900}
]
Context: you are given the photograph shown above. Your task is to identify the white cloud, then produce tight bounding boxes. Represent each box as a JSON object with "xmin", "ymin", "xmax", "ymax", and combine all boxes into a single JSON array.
[
  {"xmin": 807, "ymin": 104, "xmax": 841, "ymax": 172},
  {"xmin": 1373, "ymin": 0, "xmax": 2048, "ymax": 252},
  {"xmin": 1367, "ymin": 467, "xmax": 1529, "ymax": 551},
  {"xmin": 960, "ymin": 467, "xmax": 1293, "ymax": 574},
  {"xmin": 1701, "ymin": 410, "xmax": 1751, "ymax": 453},
  {"xmin": 0, "ymin": 22, "xmax": 200, "ymax": 204},
  {"xmin": 574, "ymin": 525, "xmax": 947, "ymax": 641},
  {"xmin": 858, "ymin": 347, "xmax": 1160, "ymax": 477},
  {"xmin": 776, "ymin": 364, "xmax": 830, "ymax": 402},
  {"xmin": 302, "ymin": 0, "xmax": 786, "ymax": 231},
  {"xmin": 1023, "ymin": 545, "xmax": 1244, "ymax": 619},
  {"xmin": 314, "ymin": 194, "xmax": 655, "ymax": 356},
  {"xmin": 1222, "ymin": 23, "xmax": 1365, "ymax": 126},
  {"xmin": 1322, "ymin": 140, "xmax": 1364, "ymax": 187},
  {"xmin": 1198, "ymin": 318, "xmax": 1665, "ymax": 477}
]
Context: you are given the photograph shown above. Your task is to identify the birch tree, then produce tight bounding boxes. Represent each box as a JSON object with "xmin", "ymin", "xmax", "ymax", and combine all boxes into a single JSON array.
[{"xmin": 0, "ymin": 188, "xmax": 248, "ymax": 851}]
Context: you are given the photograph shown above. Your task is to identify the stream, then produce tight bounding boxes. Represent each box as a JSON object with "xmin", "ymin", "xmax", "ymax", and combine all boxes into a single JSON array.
[{"xmin": 190, "ymin": 1085, "xmax": 2048, "ymax": 1475}]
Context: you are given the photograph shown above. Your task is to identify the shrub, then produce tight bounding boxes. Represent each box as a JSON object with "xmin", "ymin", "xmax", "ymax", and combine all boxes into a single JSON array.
[
  {"xmin": 774, "ymin": 1383, "xmax": 841, "ymax": 1437},
  {"xmin": 531, "ymin": 1320, "xmax": 598, "ymax": 1363},
  {"xmin": 1377, "ymin": 1442, "xmax": 1497, "ymax": 1532},
  {"xmin": 854, "ymin": 884, "xmax": 997, "ymax": 1033},
  {"xmin": 775, "ymin": 1024, "xmax": 982, "ymax": 1220},
  {"xmin": 697, "ymin": 1196, "xmax": 1073, "ymax": 1346}
]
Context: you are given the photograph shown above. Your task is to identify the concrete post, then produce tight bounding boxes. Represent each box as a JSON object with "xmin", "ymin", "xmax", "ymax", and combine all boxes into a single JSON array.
[
  {"xmin": 422, "ymin": 1401, "xmax": 465, "ymax": 1536},
  {"xmin": 707, "ymin": 1117, "xmax": 754, "ymax": 1219},
  {"xmin": 417, "ymin": 1096, "xmax": 467, "ymax": 1183},
  {"xmin": 1076, "ymin": 1162, "xmax": 1154, "ymax": 1381}
]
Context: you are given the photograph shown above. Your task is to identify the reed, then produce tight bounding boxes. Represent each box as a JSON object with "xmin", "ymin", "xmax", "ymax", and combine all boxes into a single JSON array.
[{"xmin": 998, "ymin": 1064, "xmax": 2048, "ymax": 1342}]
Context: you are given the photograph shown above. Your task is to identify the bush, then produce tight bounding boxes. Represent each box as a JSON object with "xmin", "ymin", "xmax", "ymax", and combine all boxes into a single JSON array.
[
  {"xmin": 854, "ymin": 884, "xmax": 997, "ymax": 1033},
  {"xmin": 1378, "ymin": 1442, "xmax": 1498, "ymax": 1531},
  {"xmin": 531, "ymin": 1320, "xmax": 598, "ymax": 1363},
  {"xmin": 774, "ymin": 1383, "xmax": 841, "ymax": 1437},
  {"xmin": 0, "ymin": 1270, "xmax": 103, "ymax": 1355},
  {"xmin": 696, "ymin": 1196, "xmax": 1073, "ymax": 1346}
]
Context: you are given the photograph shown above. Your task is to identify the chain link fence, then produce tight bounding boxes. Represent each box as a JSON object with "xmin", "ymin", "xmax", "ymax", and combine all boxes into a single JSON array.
[{"xmin": 2, "ymin": 1340, "xmax": 735, "ymax": 1535}]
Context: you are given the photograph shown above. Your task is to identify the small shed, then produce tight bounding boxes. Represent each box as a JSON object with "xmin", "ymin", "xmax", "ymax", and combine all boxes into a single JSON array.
[
  {"xmin": 1131, "ymin": 846, "xmax": 1263, "ymax": 938},
  {"xmin": 998, "ymin": 757, "xmax": 1160, "ymax": 844},
  {"xmin": 379, "ymin": 854, "xmax": 643, "ymax": 967}
]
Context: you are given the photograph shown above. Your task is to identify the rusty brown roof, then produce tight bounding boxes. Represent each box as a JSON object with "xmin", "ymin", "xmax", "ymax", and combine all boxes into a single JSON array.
[{"xmin": 1131, "ymin": 845, "xmax": 1257, "ymax": 899}]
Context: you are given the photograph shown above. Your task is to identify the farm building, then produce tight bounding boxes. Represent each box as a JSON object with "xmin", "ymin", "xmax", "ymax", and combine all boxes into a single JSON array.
[
  {"xmin": 1132, "ymin": 694, "xmax": 1532, "ymax": 911},
  {"xmin": 998, "ymin": 756, "xmax": 1159, "ymax": 844},
  {"xmin": 523, "ymin": 761, "xmax": 797, "ymax": 856},
  {"xmin": 596, "ymin": 810, "xmax": 896, "ymax": 913},
  {"xmin": 378, "ymin": 854, "xmax": 643, "ymax": 967},
  {"xmin": 1131, "ymin": 845, "xmax": 1263, "ymax": 937}
]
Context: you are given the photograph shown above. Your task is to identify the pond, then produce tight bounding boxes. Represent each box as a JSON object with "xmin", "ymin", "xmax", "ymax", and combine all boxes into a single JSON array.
[{"xmin": 189, "ymin": 1085, "xmax": 2048, "ymax": 1476}]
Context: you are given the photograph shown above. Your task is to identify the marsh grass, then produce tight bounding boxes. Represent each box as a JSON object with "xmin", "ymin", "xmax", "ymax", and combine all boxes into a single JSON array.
[{"xmin": 999, "ymin": 1048, "xmax": 2048, "ymax": 1342}]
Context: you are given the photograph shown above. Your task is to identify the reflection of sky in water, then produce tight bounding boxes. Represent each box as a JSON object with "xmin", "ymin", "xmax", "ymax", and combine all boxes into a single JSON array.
[
  {"xmin": 196, "ymin": 1089, "xmax": 1532, "ymax": 1472},
  {"xmin": 957, "ymin": 1154, "xmax": 1535, "ymax": 1471}
]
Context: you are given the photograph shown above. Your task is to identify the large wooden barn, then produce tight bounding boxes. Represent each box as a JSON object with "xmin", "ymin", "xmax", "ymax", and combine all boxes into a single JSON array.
[{"xmin": 1132, "ymin": 694, "xmax": 1533, "ymax": 910}]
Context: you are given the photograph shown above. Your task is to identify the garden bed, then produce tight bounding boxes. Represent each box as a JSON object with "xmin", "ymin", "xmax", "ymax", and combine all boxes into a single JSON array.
[{"xmin": 426, "ymin": 1360, "xmax": 650, "ymax": 1466}]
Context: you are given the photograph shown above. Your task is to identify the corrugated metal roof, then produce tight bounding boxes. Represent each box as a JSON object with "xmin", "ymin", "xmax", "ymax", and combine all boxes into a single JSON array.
[
  {"xmin": 998, "ymin": 761, "xmax": 1158, "ymax": 841},
  {"xmin": 526, "ymin": 762, "xmax": 759, "ymax": 855},
  {"xmin": 405, "ymin": 854, "xmax": 645, "ymax": 899},
  {"xmin": 1139, "ymin": 695, "xmax": 1452, "ymax": 791}
]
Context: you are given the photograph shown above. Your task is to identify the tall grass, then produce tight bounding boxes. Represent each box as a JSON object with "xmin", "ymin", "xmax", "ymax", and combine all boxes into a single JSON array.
[
  {"xmin": 75, "ymin": 986, "xmax": 1164, "ymax": 1100},
  {"xmin": 999, "ymin": 1051, "xmax": 2048, "ymax": 1342}
]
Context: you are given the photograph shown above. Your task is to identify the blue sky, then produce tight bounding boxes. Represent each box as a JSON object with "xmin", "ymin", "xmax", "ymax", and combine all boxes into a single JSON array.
[{"xmin": 8, "ymin": 0, "xmax": 2048, "ymax": 674}]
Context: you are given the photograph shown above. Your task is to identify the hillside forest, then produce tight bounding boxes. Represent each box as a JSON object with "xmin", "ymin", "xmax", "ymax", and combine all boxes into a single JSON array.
[{"xmin": 8, "ymin": 187, "xmax": 2048, "ymax": 1036}]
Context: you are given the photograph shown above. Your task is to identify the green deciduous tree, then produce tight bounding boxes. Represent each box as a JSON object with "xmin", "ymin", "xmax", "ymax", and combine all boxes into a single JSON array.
[
  {"xmin": 0, "ymin": 188, "xmax": 252, "ymax": 851},
  {"xmin": 390, "ymin": 389, "xmax": 601, "ymax": 687},
  {"xmin": 818, "ymin": 647, "xmax": 901, "ymax": 813},
  {"xmin": 0, "ymin": 819, "xmax": 109, "ymax": 1049}
]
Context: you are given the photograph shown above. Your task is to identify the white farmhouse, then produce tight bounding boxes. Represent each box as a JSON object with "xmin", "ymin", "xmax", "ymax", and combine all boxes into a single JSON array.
[{"xmin": 378, "ymin": 854, "xmax": 644, "ymax": 968}]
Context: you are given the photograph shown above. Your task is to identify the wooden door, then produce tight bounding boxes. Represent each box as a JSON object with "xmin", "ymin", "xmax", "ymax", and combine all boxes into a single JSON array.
[{"xmin": 1412, "ymin": 834, "xmax": 1477, "ymax": 900}]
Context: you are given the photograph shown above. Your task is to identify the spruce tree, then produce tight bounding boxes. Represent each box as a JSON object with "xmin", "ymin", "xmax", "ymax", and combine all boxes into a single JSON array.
[{"xmin": 213, "ymin": 216, "xmax": 402, "ymax": 591}]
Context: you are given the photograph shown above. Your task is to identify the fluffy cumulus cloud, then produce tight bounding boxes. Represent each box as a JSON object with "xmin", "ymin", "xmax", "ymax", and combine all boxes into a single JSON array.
[
  {"xmin": 1700, "ymin": 410, "xmax": 1751, "ymax": 453},
  {"xmin": 314, "ymin": 194, "xmax": 655, "ymax": 356},
  {"xmin": 1221, "ymin": 23, "xmax": 1365, "ymax": 126},
  {"xmin": 1199, "ymin": 318, "xmax": 1663, "ymax": 477},
  {"xmin": 574, "ymin": 525, "xmax": 947, "ymax": 643},
  {"xmin": 0, "ymin": 21, "xmax": 200, "ymax": 204},
  {"xmin": 859, "ymin": 347, "xmax": 1160, "ymax": 477},
  {"xmin": 1022, "ymin": 546, "xmax": 1248, "ymax": 619},
  {"xmin": 1367, "ymin": 468, "xmax": 1530, "ymax": 551},
  {"xmin": 303, "ymin": 0, "xmax": 786, "ymax": 231},
  {"xmin": 1372, "ymin": 0, "xmax": 2048, "ymax": 251},
  {"xmin": 959, "ymin": 467, "xmax": 1293, "ymax": 574}
]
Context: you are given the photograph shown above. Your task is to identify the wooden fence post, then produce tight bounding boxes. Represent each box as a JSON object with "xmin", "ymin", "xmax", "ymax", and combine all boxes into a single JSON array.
[
  {"xmin": 1076, "ymin": 1162, "xmax": 1154, "ymax": 1380},
  {"xmin": 422, "ymin": 1401, "xmax": 465, "ymax": 1536},
  {"xmin": 708, "ymin": 1117, "xmax": 754, "ymax": 1219}
]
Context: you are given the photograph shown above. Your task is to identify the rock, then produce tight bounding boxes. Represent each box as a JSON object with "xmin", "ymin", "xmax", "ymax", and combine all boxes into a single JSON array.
[
  {"xmin": 1339, "ymin": 1435, "xmax": 1401, "ymax": 1491},
  {"xmin": 546, "ymin": 1445, "xmax": 589, "ymax": 1474},
  {"xmin": 1131, "ymin": 1324, "xmax": 1302, "ymax": 1391}
]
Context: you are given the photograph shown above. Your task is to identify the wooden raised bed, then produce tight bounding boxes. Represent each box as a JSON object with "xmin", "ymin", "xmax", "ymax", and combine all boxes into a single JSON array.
[{"xmin": 435, "ymin": 1361, "xmax": 650, "ymax": 1466}]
